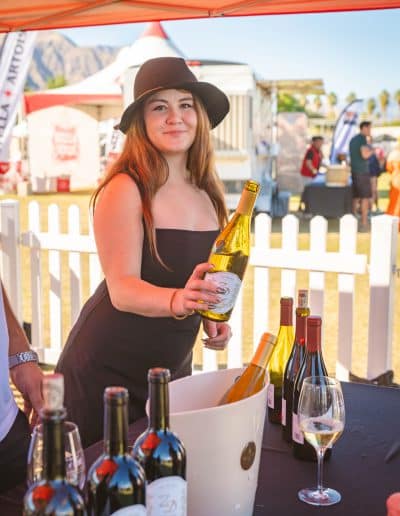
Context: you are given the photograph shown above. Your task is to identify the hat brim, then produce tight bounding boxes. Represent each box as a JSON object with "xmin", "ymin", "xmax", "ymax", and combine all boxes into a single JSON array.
[{"xmin": 115, "ymin": 81, "xmax": 230, "ymax": 134}]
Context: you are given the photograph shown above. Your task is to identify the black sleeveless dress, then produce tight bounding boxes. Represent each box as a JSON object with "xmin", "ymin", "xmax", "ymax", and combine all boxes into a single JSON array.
[{"xmin": 56, "ymin": 228, "xmax": 218, "ymax": 448}]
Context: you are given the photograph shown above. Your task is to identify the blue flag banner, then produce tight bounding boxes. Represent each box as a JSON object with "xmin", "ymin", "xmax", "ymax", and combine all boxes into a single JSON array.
[{"xmin": 329, "ymin": 99, "xmax": 364, "ymax": 164}]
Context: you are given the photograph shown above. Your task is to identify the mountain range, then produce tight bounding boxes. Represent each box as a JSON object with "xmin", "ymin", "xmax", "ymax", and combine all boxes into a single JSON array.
[{"xmin": 1, "ymin": 31, "xmax": 121, "ymax": 91}]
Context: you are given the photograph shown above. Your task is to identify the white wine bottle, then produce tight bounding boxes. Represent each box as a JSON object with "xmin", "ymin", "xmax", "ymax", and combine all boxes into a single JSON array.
[
  {"xmin": 218, "ymin": 332, "xmax": 277, "ymax": 405},
  {"xmin": 267, "ymin": 297, "xmax": 295, "ymax": 424},
  {"xmin": 198, "ymin": 180, "xmax": 260, "ymax": 322}
]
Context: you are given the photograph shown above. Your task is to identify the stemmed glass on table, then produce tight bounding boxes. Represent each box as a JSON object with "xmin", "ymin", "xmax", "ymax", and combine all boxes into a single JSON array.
[
  {"xmin": 26, "ymin": 421, "xmax": 86, "ymax": 490},
  {"xmin": 297, "ymin": 376, "xmax": 345, "ymax": 506}
]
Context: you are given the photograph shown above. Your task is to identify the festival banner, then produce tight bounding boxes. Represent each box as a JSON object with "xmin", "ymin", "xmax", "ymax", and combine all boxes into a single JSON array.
[
  {"xmin": 329, "ymin": 99, "xmax": 364, "ymax": 164},
  {"xmin": 0, "ymin": 31, "xmax": 37, "ymax": 171}
]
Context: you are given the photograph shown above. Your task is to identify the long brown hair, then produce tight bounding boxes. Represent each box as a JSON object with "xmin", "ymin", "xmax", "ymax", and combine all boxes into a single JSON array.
[{"xmin": 91, "ymin": 91, "xmax": 227, "ymax": 265}]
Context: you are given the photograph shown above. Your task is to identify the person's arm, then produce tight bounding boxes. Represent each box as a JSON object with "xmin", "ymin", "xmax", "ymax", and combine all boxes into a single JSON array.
[
  {"xmin": 305, "ymin": 159, "xmax": 318, "ymax": 176},
  {"xmin": 94, "ymin": 173, "xmax": 219, "ymax": 317},
  {"xmin": 361, "ymin": 145, "xmax": 374, "ymax": 160},
  {"xmin": 304, "ymin": 149, "xmax": 317, "ymax": 176},
  {"xmin": 3, "ymin": 283, "xmax": 43, "ymax": 425}
]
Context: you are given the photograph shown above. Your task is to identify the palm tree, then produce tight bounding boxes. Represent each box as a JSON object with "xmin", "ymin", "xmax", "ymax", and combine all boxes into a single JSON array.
[
  {"xmin": 394, "ymin": 89, "xmax": 400, "ymax": 119},
  {"xmin": 366, "ymin": 98, "xmax": 376, "ymax": 118},
  {"xmin": 327, "ymin": 92, "xmax": 338, "ymax": 118},
  {"xmin": 297, "ymin": 94, "xmax": 308, "ymax": 109},
  {"xmin": 379, "ymin": 89, "xmax": 390, "ymax": 120},
  {"xmin": 346, "ymin": 92, "xmax": 357, "ymax": 105},
  {"xmin": 313, "ymin": 95, "xmax": 322, "ymax": 113}
]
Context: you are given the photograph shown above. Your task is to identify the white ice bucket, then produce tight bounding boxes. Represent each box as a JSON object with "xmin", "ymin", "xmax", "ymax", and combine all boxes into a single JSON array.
[{"xmin": 168, "ymin": 367, "xmax": 268, "ymax": 516}]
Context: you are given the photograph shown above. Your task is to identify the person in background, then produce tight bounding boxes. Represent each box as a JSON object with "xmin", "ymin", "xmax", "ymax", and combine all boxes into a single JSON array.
[
  {"xmin": 386, "ymin": 136, "xmax": 400, "ymax": 230},
  {"xmin": 298, "ymin": 136, "xmax": 324, "ymax": 213},
  {"xmin": 367, "ymin": 136, "xmax": 384, "ymax": 214},
  {"xmin": 0, "ymin": 282, "xmax": 43, "ymax": 493},
  {"xmin": 349, "ymin": 121, "xmax": 374, "ymax": 232},
  {"xmin": 56, "ymin": 57, "xmax": 232, "ymax": 448}
]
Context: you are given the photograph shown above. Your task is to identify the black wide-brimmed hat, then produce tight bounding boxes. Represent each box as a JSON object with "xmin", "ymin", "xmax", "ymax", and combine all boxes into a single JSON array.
[{"xmin": 116, "ymin": 57, "xmax": 230, "ymax": 133}]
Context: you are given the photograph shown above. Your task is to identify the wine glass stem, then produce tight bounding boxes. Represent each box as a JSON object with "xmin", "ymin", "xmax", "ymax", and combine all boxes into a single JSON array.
[{"xmin": 316, "ymin": 448, "xmax": 325, "ymax": 494}]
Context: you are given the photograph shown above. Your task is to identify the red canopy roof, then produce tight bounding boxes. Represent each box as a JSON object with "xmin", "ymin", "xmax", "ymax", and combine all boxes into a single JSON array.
[{"xmin": 1, "ymin": 0, "xmax": 400, "ymax": 33}]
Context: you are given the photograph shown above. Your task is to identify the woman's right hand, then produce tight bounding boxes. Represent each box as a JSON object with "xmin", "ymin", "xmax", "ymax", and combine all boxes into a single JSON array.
[{"xmin": 170, "ymin": 263, "xmax": 220, "ymax": 316}]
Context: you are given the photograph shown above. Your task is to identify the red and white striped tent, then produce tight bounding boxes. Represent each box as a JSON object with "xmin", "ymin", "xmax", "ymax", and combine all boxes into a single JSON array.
[{"xmin": 1, "ymin": 0, "xmax": 399, "ymax": 33}]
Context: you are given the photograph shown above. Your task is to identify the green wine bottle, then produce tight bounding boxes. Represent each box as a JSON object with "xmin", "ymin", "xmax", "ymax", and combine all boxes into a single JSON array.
[
  {"xmin": 23, "ymin": 374, "xmax": 86, "ymax": 515},
  {"xmin": 87, "ymin": 387, "xmax": 146, "ymax": 515}
]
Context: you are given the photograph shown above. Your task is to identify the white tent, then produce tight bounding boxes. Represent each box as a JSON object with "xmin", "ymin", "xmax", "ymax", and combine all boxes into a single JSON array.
[{"xmin": 24, "ymin": 22, "xmax": 185, "ymax": 118}]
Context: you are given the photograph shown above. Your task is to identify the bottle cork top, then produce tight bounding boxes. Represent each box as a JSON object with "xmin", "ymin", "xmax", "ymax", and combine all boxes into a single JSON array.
[
  {"xmin": 280, "ymin": 297, "xmax": 293, "ymax": 325},
  {"xmin": 148, "ymin": 367, "xmax": 171, "ymax": 383},
  {"xmin": 244, "ymin": 180, "xmax": 261, "ymax": 194},
  {"xmin": 42, "ymin": 373, "xmax": 64, "ymax": 411},
  {"xmin": 298, "ymin": 289, "xmax": 308, "ymax": 308},
  {"xmin": 308, "ymin": 316, "xmax": 322, "ymax": 327},
  {"xmin": 259, "ymin": 332, "xmax": 277, "ymax": 346},
  {"xmin": 104, "ymin": 386, "xmax": 129, "ymax": 404}
]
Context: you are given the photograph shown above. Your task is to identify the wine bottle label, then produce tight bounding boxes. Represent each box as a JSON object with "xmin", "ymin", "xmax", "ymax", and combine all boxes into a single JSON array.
[
  {"xmin": 281, "ymin": 398, "xmax": 286, "ymax": 426},
  {"xmin": 267, "ymin": 383, "xmax": 274, "ymax": 408},
  {"xmin": 292, "ymin": 412, "xmax": 304, "ymax": 444},
  {"xmin": 147, "ymin": 476, "xmax": 187, "ymax": 516},
  {"xmin": 111, "ymin": 505, "xmax": 147, "ymax": 515},
  {"xmin": 204, "ymin": 271, "xmax": 241, "ymax": 314}
]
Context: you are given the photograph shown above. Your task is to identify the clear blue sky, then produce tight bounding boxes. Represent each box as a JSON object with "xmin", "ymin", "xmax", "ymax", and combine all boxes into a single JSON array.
[{"xmin": 59, "ymin": 8, "xmax": 400, "ymax": 104}]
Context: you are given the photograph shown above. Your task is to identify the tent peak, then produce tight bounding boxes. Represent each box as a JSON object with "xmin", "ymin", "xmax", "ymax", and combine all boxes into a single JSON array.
[{"xmin": 141, "ymin": 21, "xmax": 169, "ymax": 40}]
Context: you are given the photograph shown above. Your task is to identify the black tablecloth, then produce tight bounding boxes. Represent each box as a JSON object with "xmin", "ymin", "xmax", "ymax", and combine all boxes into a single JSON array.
[
  {"xmin": 1, "ymin": 382, "xmax": 399, "ymax": 515},
  {"xmin": 302, "ymin": 183, "xmax": 352, "ymax": 218},
  {"xmin": 255, "ymin": 382, "xmax": 400, "ymax": 516}
]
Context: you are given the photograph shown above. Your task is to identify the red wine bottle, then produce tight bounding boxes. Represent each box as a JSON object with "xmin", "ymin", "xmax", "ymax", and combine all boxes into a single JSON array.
[
  {"xmin": 282, "ymin": 290, "xmax": 309, "ymax": 443},
  {"xmin": 87, "ymin": 387, "xmax": 146, "ymax": 515},
  {"xmin": 267, "ymin": 297, "xmax": 294, "ymax": 424},
  {"xmin": 292, "ymin": 316, "xmax": 331, "ymax": 461},
  {"xmin": 23, "ymin": 374, "xmax": 86, "ymax": 515},
  {"xmin": 132, "ymin": 368, "xmax": 186, "ymax": 516}
]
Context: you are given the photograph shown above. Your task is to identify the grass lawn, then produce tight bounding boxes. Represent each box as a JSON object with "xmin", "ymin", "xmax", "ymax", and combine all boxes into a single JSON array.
[{"xmin": 3, "ymin": 172, "xmax": 400, "ymax": 384}]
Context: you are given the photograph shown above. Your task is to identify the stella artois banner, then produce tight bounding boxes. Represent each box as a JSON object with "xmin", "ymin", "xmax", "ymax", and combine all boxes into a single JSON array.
[
  {"xmin": 329, "ymin": 99, "xmax": 364, "ymax": 164},
  {"xmin": 0, "ymin": 31, "xmax": 37, "ymax": 172}
]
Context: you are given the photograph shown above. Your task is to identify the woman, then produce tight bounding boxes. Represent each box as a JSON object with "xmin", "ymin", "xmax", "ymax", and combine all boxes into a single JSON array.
[
  {"xmin": 386, "ymin": 137, "xmax": 400, "ymax": 230},
  {"xmin": 56, "ymin": 57, "xmax": 232, "ymax": 447}
]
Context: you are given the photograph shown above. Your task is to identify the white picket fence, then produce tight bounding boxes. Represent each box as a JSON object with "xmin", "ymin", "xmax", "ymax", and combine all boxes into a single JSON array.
[{"xmin": 0, "ymin": 199, "xmax": 398, "ymax": 380}]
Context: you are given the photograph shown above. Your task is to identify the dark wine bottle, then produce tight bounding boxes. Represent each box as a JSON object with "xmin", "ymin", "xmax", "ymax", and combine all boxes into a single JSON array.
[
  {"xmin": 292, "ymin": 316, "xmax": 331, "ymax": 461},
  {"xmin": 282, "ymin": 290, "xmax": 309, "ymax": 443},
  {"xmin": 132, "ymin": 368, "xmax": 186, "ymax": 516},
  {"xmin": 87, "ymin": 386, "xmax": 146, "ymax": 515},
  {"xmin": 267, "ymin": 297, "xmax": 294, "ymax": 424},
  {"xmin": 23, "ymin": 374, "xmax": 86, "ymax": 515}
]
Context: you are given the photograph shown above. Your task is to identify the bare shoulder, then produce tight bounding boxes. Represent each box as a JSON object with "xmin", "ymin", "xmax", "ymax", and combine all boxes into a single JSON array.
[{"xmin": 97, "ymin": 174, "xmax": 141, "ymax": 207}]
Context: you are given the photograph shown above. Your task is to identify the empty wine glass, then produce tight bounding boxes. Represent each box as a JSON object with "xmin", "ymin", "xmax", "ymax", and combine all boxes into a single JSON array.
[
  {"xmin": 27, "ymin": 420, "xmax": 86, "ymax": 490},
  {"xmin": 297, "ymin": 376, "xmax": 345, "ymax": 506}
]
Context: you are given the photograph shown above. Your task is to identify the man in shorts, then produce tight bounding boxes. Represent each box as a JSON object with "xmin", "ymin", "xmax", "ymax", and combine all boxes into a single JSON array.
[{"xmin": 349, "ymin": 121, "xmax": 374, "ymax": 231}]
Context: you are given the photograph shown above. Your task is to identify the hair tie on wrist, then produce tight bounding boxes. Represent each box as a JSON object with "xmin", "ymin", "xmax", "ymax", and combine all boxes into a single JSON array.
[{"xmin": 169, "ymin": 289, "xmax": 194, "ymax": 320}]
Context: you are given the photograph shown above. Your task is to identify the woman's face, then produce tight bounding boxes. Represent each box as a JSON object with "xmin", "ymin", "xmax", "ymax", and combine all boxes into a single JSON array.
[{"xmin": 143, "ymin": 89, "xmax": 198, "ymax": 156}]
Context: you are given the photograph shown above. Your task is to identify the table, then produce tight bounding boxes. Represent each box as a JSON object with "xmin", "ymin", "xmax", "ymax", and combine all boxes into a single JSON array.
[
  {"xmin": 302, "ymin": 182, "xmax": 353, "ymax": 218},
  {"xmin": 255, "ymin": 382, "xmax": 400, "ymax": 515},
  {"xmin": 1, "ymin": 382, "xmax": 399, "ymax": 515}
]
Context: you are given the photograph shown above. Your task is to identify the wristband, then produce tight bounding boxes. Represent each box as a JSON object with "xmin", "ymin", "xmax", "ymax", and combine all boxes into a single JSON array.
[{"xmin": 169, "ymin": 289, "xmax": 194, "ymax": 320}]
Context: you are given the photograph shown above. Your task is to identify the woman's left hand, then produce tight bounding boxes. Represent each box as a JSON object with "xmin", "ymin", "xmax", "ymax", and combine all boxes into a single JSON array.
[{"xmin": 202, "ymin": 319, "xmax": 232, "ymax": 351}]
